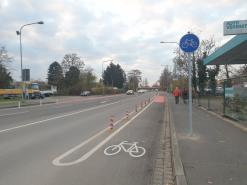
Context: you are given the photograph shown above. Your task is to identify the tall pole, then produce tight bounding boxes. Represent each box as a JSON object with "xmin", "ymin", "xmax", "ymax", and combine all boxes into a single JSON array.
[
  {"xmin": 188, "ymin": 52, "xmax": 193, "ymax": 135},
  {"xmin": 17, "ymin": 21, "xmax": 44, "ymax": 100},
  {"xmin": 19, "ymin": 29, "xmax": 24, "ymax": 99}
]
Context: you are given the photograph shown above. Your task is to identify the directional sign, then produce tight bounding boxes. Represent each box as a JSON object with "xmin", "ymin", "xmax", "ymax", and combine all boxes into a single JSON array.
[{"xmin": 179, "ymin": 33, "xmax": 199, "ymax": 53}]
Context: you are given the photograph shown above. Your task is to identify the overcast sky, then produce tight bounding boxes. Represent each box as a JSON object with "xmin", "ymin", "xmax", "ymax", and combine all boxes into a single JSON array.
[{"xmin": 0, "ymin": 0, "xmax": 246, "ymax": 85}]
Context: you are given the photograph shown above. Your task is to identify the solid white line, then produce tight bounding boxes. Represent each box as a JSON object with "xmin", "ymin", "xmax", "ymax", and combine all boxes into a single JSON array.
[
  {"xmin": 0, "ymin": 101, "xmax": 120, "ymax": 134},
  {"xmin": 0, "ymin": 111, "xmax": 29, "ymax": 117},
  {"xmin": 52, "ymin": 99, "xmax": 154, "ymax": 166}
]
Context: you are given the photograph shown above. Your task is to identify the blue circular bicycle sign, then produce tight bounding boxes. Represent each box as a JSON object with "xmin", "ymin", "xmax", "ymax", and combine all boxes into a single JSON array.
[{"xmin": 179, "ymin": 33, "xmax": 199, "ymax": 53}]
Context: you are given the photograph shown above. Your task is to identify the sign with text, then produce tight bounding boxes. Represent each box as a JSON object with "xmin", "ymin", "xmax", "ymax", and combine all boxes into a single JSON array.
[{"xmin": 224, "ymin": 20, "xmax": 247, "ymax": 35}]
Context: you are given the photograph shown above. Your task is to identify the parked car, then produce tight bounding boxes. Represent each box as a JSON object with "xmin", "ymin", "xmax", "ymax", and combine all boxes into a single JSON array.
[
  {"xmin": 126, "ymin": 90, "xmax": 134, "ymax": 95},
  {"xmin": 137, "ymin": 89, "xmax": 145, "ymax": 94},
  {"xmin": 80, "ymin": 91, "xmax": 91, "ymax": 96}
]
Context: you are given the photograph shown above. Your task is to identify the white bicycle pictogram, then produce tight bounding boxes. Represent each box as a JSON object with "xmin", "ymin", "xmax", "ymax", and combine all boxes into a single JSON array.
[
  {"xmin": 104, "ymin": 141, "xmax": 146, "ymax": 158},
  {"xmin": 181, "ymin": 38, "xmax": 198, "ymax": 49}
]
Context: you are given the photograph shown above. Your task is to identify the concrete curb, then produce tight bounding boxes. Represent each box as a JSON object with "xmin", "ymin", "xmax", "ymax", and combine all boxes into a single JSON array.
[{"xmin": 167, "ymin": 97, "xmax": 188, "ymax": 185}]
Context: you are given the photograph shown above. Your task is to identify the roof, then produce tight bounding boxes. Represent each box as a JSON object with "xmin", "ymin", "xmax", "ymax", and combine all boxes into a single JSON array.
[{"xmin": 203, "ymin": 34, "xmax": 247, "ymax": 65}]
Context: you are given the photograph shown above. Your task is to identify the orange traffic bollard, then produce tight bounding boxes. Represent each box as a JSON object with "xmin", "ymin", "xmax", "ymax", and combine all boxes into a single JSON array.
[
  {"xmin": 126, "ymin": 111, "xmax": 129, "ymax": 119},
  {"xmin": 109, "ymin": 116, "xmax": 114, "ymax": 131}
]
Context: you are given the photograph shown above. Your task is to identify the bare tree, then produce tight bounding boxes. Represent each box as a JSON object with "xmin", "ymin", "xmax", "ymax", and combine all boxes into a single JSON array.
[
  {"xmin": 127, "ymin": 69, "xmax": 142, "ymax": 91},
  {"xmin": 61, "ymin": 53, "xmax": 84, "ymax": 73}
]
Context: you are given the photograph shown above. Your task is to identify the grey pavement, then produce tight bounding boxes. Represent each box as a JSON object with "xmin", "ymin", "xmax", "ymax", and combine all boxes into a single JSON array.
[
  {"xmin": 169, "ymin": 95, "xmax": 247, "ymax": 185},
  {"xmin": 0, "ymin": 92, "xmax": 164, "ymax": 185}
]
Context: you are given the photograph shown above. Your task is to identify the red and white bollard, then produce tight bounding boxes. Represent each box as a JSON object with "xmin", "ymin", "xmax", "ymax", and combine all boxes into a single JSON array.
[
  {"xmin": 109, "ymin": 116, "xmax": 114, "ymax": 131},
  {"xmin": 126, "ymin": 111, "xmax": 129, "ymax": 119}
]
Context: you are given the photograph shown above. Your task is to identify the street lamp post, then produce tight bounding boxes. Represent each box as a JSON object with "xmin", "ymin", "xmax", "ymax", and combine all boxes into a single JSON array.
[
  {"xmin": 16, "ymin": 21, "xmax": 44, "ymax": 99},
  {"xmin": 101, "ymin": 59, "xmax": 113, "ymax": 95}
]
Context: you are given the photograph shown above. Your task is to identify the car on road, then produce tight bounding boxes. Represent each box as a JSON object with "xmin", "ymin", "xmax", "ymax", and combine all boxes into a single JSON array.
[
  {"xmin": 137, "ymin": 89, "xmax": 146, "ymax": 94},
  {"xmin": 126, "ymin": 90, "xmax": 134, "ymax": 95},
  {"xmin": 80, "ymin": 91, "xmax": 91, "ymax": 96}
]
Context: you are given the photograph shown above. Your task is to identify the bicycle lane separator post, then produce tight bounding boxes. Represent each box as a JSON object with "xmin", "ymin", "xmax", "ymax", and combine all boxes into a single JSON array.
[{"xmin": 52, "ymin": 98, "xmax": 155, "ymax": 166}]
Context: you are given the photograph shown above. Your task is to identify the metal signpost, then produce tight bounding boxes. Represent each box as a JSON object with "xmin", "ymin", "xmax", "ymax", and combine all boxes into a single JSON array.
[{"xmin": 179, "ymin": 32, "xmax": 199, "ymax": 135}]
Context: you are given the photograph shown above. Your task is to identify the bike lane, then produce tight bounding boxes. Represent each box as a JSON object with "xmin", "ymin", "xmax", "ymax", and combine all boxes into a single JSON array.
[{"xmin": 47, "ymin": 98, "xmax": 165, "ymax": 185}]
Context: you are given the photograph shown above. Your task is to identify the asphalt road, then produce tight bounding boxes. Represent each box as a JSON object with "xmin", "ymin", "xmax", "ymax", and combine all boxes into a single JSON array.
[{"xmin": 0, "ymin": 92, "xmax": 164, "ymax": 185}]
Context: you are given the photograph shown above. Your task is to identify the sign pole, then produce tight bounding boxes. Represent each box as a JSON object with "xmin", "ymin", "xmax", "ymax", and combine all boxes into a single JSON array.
[
  {"xmin": 188, "ymin": 52, "xmax": 193, "ymax": 135},
  {"xmin": 179, "ymin": 32, "xmax": 199, "ymax": 136}
]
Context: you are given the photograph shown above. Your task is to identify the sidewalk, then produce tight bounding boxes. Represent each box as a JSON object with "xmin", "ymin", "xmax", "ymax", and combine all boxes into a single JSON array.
[{"xmin": 169, "ymin": 95, "xmax": 247, "ymax": 185}]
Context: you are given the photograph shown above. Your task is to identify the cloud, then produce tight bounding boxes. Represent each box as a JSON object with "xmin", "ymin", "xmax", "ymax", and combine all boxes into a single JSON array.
[{"xmin": 0, "ymin": 0, "xmax": 247, "ymax": 85}]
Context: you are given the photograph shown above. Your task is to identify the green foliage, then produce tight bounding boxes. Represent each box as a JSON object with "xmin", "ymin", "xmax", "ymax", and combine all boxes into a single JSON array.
[
  {"xmin": 0, "ymin": 46, "xmax": 13, "ymax": 88},
  {"xmin": 159, "ymin": 67, "xmax": 172, "ymax": 90},
  {"xmin": 207, "ymin": 65, "xmax": 220, "ymax": 95},
  {"xmin": 103, "ymin": 63, "xmax": 126, "ymax": 88},
  {"xmin": 47, "ymin": 61, "xmax": 64, "ymax": 86},
  {"xmin": 79, "ymin": 67, "xmax": 96, "ymax": 91},
  {"xmin": 197, "ymin": 58, "xmax": 207, "ymax": 95},
  {"xmin": 0, "ymin": 64, "xmax": 13, "ymax": 88},
  {"xmin": 65, "ymin": 66, "xmax": 80, "ymax": 87}
]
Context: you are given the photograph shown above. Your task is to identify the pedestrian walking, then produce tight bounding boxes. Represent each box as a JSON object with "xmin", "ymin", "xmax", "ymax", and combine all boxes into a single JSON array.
[
  {"xmin": 182, "ymin": 87, "xmax": 188, "ymax": 104},
  {"xmin": 173, "ymin": 87, "xmax": 181, "ymax": 104}
]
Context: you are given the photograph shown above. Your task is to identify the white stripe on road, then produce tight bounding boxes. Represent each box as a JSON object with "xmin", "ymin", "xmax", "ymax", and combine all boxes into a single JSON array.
[
  {"xmin": 0, "ymin": 101, "xmax": 120, "ymax": 134},
  {"xmin": 52, "ymin": 115, "xmax": 127, "ymax": 166},
  {"xmin": 52, "ymin": 99, "xmax": 154, "ymax": 166},
  {"xmin": 0, "ymin": 111, "xmax": 29, "ymax": 117}
]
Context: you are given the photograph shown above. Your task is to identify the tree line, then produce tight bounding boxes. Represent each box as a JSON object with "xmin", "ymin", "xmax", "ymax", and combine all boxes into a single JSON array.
[
  {"xmin": 0, "ymin": 45, "xmax": 144, "ymax": 94},
  {"xmin": 47, "ymin": 54, "xmax": 143, "ymax": 95}
]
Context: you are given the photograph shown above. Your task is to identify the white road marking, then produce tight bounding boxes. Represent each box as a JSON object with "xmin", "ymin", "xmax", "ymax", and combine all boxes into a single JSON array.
[
  {"xmin": 52, "ymin": 99, "xmax": 154, "ymax": 166},
  {"xmin": 0, "ymin": 101, "xmax": 120, "ymax": 134},
  {"xmin": 100, "ymin": 101, "xmax": 107, "ymax": 104},
  {"xmin": 0, "ymin": 111, "xmax": 29, "ymax": 117},
  {"xmin": 104, "ymin": 141, "xmax": 146, "ymax": 157}
]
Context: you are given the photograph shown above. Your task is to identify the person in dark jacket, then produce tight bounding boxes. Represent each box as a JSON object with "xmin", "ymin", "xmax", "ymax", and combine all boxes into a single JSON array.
[{"xmin": 182, "ymin": 87, "xmax": 188, "ymax": 104}]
